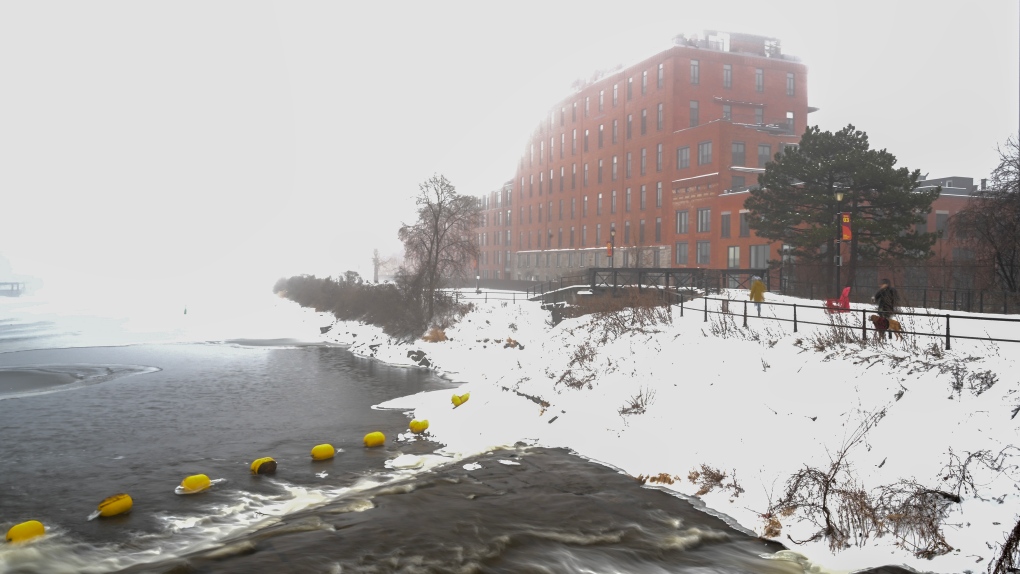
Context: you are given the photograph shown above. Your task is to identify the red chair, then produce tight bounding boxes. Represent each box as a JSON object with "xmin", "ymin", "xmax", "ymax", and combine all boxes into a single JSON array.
[{"xmin": 824, "ymin": 287, "xmax": 851, "ymax": 313}]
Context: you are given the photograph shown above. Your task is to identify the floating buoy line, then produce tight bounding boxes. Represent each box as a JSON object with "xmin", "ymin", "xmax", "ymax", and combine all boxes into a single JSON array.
[{"xmin": 4, "ymin": 408, "xmax": 467, "ymax": 544}]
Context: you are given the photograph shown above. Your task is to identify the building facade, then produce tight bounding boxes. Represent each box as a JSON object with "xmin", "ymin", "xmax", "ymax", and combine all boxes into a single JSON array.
[{"xmin": 509, "ymin": 31, "xmax": 811, "ymax": 281}]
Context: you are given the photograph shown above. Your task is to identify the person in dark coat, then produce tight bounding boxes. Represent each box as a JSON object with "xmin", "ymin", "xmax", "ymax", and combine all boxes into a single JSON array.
[{"xmin": 872, "ymin": 279, "xmax": 898, "ymax": 339}]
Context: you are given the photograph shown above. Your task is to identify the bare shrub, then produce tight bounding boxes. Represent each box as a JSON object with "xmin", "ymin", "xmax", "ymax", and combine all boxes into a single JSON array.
[
  {"xmin": 804, "ymin": 313, "xmax": 860, "ymax": 351},
  {"xmin": 578, "ymin": 290, "xmax": 673, "ymax": 345},
  {"xmin": 989, "ymin": 517, "xmax": 1020, "ymax": 574},
  {"xmin": 619, "ymin": 386, "xmax": 656, "ymax": 416},
  {"xmin": 635, "ymin": 472, "xmax": 681, "ymax": 485},
  {"xmin": 556, "ymin": 340, "xmax": 598, "ymax": 390},
  {"xmin": 877, "ymin": 480, "xmax": 957, "ymax": 559},
  {"xmin": 688, "ymin": 464, "xmax": 744, "ymax": 498}
]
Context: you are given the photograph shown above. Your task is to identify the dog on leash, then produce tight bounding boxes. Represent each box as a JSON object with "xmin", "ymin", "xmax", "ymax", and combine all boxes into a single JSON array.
[{"xmin": 869, "ymin": 314, "xmax": 904, "ymax": 341}]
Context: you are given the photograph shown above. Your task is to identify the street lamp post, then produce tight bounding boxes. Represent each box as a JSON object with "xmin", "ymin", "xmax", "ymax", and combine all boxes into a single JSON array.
[
  {"xmin": 610, "ymin": 228, "xmax": 616, "ymax": 268},
  {"xmin": 834, "ymin": 190, "xmax": 844, "ymax": 298}
]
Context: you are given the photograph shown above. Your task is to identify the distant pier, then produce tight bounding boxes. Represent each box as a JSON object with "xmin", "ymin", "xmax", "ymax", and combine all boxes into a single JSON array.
[{"xmin": 0, "ymin": 282, "xmax": 25, "ymax": 297}]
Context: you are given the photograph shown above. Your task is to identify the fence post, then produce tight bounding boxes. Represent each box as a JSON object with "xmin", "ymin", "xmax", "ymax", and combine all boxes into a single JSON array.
[
  {"xmin": 938, "ymin": 290, "xmax": 943, "ymax": 310},
  {"xmin": 953, "ymin": 291, "xmax": 958, "ymax": 311},
  {"xmin": 513, "ymin": 292, "xmax": 516, "ymax": 304},
  {"xmin": 793, "ymin": 304, "xmax": 798, "ymax": 333},
  {"xmin": 923, "ymin": 288, "xmax": 927, "ymax": 309},
  {"xmin": 743, "ymin": 300, "xmax": 748, "ymax": 328},
  {"xmin": 485, "ymin": 292, "xmax": 488, "ymax": 303},
  {"xmin": 945, "ymin": 314, "xmax": 951, "ymax": 350},
  {"xmin": 680, "ymin": 295, "xmax": 684, "ymax": 317},
  {"xmin": 862, "ymin": 309, "xmax": 867, "ymax": 340},
  {"xmin": 704, "ymin": 296, "xmax": 708, "ymax": 322}
]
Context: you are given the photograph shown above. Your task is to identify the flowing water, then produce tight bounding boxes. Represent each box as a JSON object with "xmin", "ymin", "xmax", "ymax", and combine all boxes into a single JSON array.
[{"xmin": 0, "ymin": 292, "xmax": 874, "ymax": 573}]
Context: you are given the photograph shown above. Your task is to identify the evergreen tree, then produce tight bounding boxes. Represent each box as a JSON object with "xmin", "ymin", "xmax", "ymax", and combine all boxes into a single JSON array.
[{"xmin": 746, "ymin": 124, "xmax": 940, "ymax": 290}]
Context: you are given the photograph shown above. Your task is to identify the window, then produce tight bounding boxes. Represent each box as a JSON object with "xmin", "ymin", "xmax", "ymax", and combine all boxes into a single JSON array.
[
  {"xmin": 583, "ymin": 195, "xmax": 588, "ymax": 217},
  {"xmin": 641, "ymin": 109, "xmax": 647, "ymax": 134},
  {"xmin": 627, "ymin": 114, "xmax": 633, "ymax": 139},
  {"xmin": 727, "ymin": 246, "xmax": 740, "ymax": 268},
  {"xmin": 613, "ymin": 84, "xmax": 618, "ymax": 106},
  {"xmin": 936, "ymin": 211, "xmax": 949, "ymax": 235},
  {"xmin": 538, "ymin": 203, "xmax": 542, "ymax": 222},
  {"xmin": 640, "ymin": 185, "xmax": 647, "ymax": 210},
  {"xmin": 740, "ymin": 212, "xmax": 750, "ymax": 236},
  {"xmin": 755, "ymin": 68, "xmax": 763, "ymax": 92},
  {"xmin": 697, "ymin": 241, "xmax": 710, "ymax": 265},
  {"xmin": 755, "ymin": 108, "xmax": 763, "ymax": 125},
  {"xmin": 598, "ymin": 159, "xmax": 603, "ymax": 184},
  {"xmin": 732, "ymin": 175, "xmax": 745, "ymax": 190},
  {"xmin": 570, "ymin": 226, "xmax": 575, "ymax": 247},
  {"xmin": 697, "ymin": 141, "xmax": 712, "ymax": 165},
  {"xmin": 596, "ymin": 224, "xmax": 601, "ymax": 245},
  {"xmin": 585, "ymin": 96, "xmax": 590, "ymax": 116},
  {"xmin": 639, "ymin": 219, "xmax": 646, "ymax": 243},
  {"xmin": 560, "ymin": 166, "xmax": 564, "ymax": 191},
  {"xmin": 529, "ymin": 174, "xmax": 533, "ymax": 195},
  {"xmin": 732, "ymin": 142, "xmax": 745, "ymax": 166},
  {"xmin": 626, "ymin": 188, "xmax": 632, "ymax": 212},
  {"xmin": 560, "ymin": 107, "xmax": 565, "ymax": 126},
  {"xmin": 612, "ymin": 119, "xmax": 618, "ymax": 144},
  {"xmin": 571, "ymin": 197, "xmax": 576, "ymax": 219},
  {"xmin": 697, "ymin": 208, "xmax": 711, "ymax": 232},
  {"xmin": 689, "ymin": 100, "xmax": 699, "ymax": 127},
  {"xmin": 611, "ymin": 190, "xmax": 617, "ymax": 213},
  {"xmin": 758, "ymin": 144, "xmax": 772, "ymax": 167},
  {"xmin": 675, "ymin": 242, "xmax": 689, "ymax": 264},
  {"xmin": 720, "ymin": 212, "xmax": 731, "ymax": 238},
  {"xmin": 558, "ymin": 228, "xmax": 563, "ymax": 248},
  {"xmin": 582, "ymin": 225, "xmax": 587, "ymax": 246},
  {"xmin": 572, "ymin": 163, "xmax": 577, "ymax": 189},
  {"xmin": 657, "ymin": 63, "xmax": 664, "ymax": 88},
  {"xmin": 572, "ymin": 102, "xmax": 577, "ymax": 122},
  {"xmin": 549, "ymin": 138, "xmax": 554, "ymax": 162},
  {"xmin": 560, "ymin": 133, "xmax": 564, "ymax": 158},
  {"xmin": 655, "ymin": 217, "xmax": 662, "ymax": 242},
  {"xmin": 750, "ymin": 244, "xmax": 768, "ymax": 268},
  {"xmin": 656, "ymin": 144, "xmax": 663, "ymax": 172},
  {"xmin": 786, "ymin": 111, "xmax": 795, "ymax": 135},
  {"xmin": 690, "ymin": 59, "xmax": 699, "ymax": 84},
  {"xmin": 539, "ymin": 141, "xmax": 544, "ymax": 164},
  {"xmin": 722, "ymin": 104, "xmax": 731, "ymax": 121},
  {"xmin": 657, "ymin": 103, "xmax": 664, "ymax": 130},
  {"xmin": 675, "ymin": 210, "xmax": 688, "ymax": 233},
  {"xmin": 656, "ymin": 182, "xmax": 662, "ymax": 206},
  {"xmin": 626, "ymin": 152, "xmax": 632, "ymax": 178},
  {"xmin": 627, "ymin": 77, "xmax": 633, "ymax": 100},
  {"xmin": 528, "ymin": 205, "xmax": 532, "ymax": 223},
  {"xmin": 612, "ymin": 155, "xmax": 618, "ymax": 181},
  {"xmin": 584, "ymin": 163, "xmax": 589, "ymax": 186},
  {"xmin": 786, "ymin": 72, "xmax": 795, "ymax": 96},
  {"xmin": 539, "ymin": 172, "xmax": 543, "ymax": 194},
  {"xmin": 558, "ymin": 199, "xmax": 563, "ymax": 220},
  {"xmin": 598, "ymin": 124, "xmax": 604, "ymax": 148},
  {"xmin": 677, "ymin": 146, "xmax": 690, "ymax": 169},
  {"xmin": 640, "ymin": 148, "xmax": 647, "ymax": 175},
  {"xmin": 584, "ymin": 129, "xmax": 589, "ymax": 152},
  {"xmin": 916, "ymin": 214, "xmax": 927, "ymax": 235},
  {"xmin": 597, "ymin": 192, "xmax": 603, "ymax": 215},
  {"xmin": 624, "ymin": 220, "xmax": 631, "ymax": 243},
  {"xmin": 572, "ymin": 129, "xmax": 577, "ymax": 154},
  {"xmin": 599, "ymin": 89, "xmax": 604, "ymax": 112},
  {"xmin": 723, "ymin": 64, "xmax": 732, "ymax": 88},
  {"xmin": 642, "ymin": 70, "xmax": 647, "ymax": 94}
]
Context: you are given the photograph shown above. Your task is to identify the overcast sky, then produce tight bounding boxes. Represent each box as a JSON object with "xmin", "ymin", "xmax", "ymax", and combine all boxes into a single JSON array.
[{"xmin": 1, "ymin": 1, "xmax": 1017, "ymax": 300}]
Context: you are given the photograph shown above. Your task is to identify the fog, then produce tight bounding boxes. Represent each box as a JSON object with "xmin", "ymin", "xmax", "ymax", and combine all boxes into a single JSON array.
[{"xmin": 1, "ymin": 1, "xmax": 1016, "ymax": 304}]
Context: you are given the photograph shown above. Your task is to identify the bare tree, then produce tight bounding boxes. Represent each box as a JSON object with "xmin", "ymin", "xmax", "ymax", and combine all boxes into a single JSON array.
[
  {"xmin": 953, "ymin": 135, "xmax": 1020, "ymax": 292},
  {"xmin": 398, "ymin": 174, "xmax": 480, "ymax": 325}
]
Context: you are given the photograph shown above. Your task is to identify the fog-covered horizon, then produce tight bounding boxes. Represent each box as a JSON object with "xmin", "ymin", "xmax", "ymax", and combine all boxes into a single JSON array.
[{"xmin": 2, "ymin": 1, "xmax": 1017, "ymax": 295}]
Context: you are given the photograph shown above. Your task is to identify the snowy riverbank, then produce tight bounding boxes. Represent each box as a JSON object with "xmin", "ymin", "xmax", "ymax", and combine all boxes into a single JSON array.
[{"xmin": 323, "ymin": 289, "xmax": 1020, "ymax": 574}]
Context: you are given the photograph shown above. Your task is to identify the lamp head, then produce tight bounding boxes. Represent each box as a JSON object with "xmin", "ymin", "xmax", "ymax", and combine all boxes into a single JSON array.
[{"xmin": 835, "ymin": 191, "xmax": 844, "ymax": 202}]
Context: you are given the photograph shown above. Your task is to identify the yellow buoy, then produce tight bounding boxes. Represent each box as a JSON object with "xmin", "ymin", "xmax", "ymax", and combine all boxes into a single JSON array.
[
  {"xmin": 6, "ymin": 520, "xmax": 45, "ymax": 543},
  {"xmin": 97, "ymin": 493, "xmax": 133, "ymax": 517},
  {"xmin": 311, "ymin": 444, "xmax": 335, "ymax": 460},
  {"xmin": 451, "ymin": 392, "xmax": 470, "ymax": 408},
  {"xmin": 363, "ymin": 432, "xmax": 385, "ymax": 448},
  {"xmin": 250, "ymin": 457, "xmax": 278, "ymax": 475},
  {"xmin": 408, "ymin": 419, "xmax": 429, "ymax": 434},
  {"xmin": 179, "ymin": 474, "xmax": 212, "ymax": 494}
]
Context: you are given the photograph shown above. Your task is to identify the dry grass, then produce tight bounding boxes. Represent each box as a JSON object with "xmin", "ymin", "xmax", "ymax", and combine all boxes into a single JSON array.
[{"xmin": 422, "ymin": 327, "xmax": 448, "ymax": 342}]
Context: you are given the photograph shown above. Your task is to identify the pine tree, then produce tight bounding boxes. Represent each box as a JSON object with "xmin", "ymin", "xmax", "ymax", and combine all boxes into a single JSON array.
[{"xmin": 746, "ymin": 124, "xmax": 940, "ymax": 290}]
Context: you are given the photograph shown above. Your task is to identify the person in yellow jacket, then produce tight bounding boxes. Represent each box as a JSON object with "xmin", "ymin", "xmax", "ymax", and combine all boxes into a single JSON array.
[{"xmin": 749, "ymin": 276, "xmax": 766, "ymax": 316}]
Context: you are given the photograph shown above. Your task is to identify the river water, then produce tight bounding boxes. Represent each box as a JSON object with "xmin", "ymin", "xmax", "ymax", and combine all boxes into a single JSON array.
[{"xmin": 0, "ymin": 292, "xmax": 872, "ymax": 573}]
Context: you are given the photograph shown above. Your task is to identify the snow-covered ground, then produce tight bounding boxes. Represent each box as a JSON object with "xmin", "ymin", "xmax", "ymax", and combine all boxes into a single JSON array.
[{"xmin": 323, "ymin": 288, "xmax": 1020, "ymax": 574}]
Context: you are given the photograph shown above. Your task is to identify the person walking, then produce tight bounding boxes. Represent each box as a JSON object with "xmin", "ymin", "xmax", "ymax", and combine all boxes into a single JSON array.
[
  {"xmin": 872, "ymin": 278, "xmax": 898, "ymax": 339},
  {"xmin": 749, "ymin": 275, "xmax": 766, "ymax": 317}
]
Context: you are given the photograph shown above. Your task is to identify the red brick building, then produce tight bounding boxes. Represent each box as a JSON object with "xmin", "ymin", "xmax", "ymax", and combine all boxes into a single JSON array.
[{"xmin": 507, "ymin": 31, "xmax": 811, "ymax": 281}]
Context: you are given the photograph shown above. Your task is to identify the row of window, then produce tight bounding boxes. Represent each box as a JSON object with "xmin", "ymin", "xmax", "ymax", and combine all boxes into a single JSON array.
[
  {"xmin": 518, "ymin": 184, "xmax": 666, "ymax": 225},
  {"xmin": 517, "ymin": 248, "xmax": 665, "ymax": 270},
  {"xmin": 525, "ymin": 140, "xmax": 782, "ymax": 196},
  {"xmin": 674, "ymin": 242, "xmax": 769, "ymax": 267},
  {"xmin": 692, "ymin": 60, "xmax": 795, "ymax": 97},
  {"xmin": 676, "ymin": 209, "xmax": 751, "ymax": 236},
  {"xmin": 513, "ymin": 218, "xmax": 663, "ymax": 250}
]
